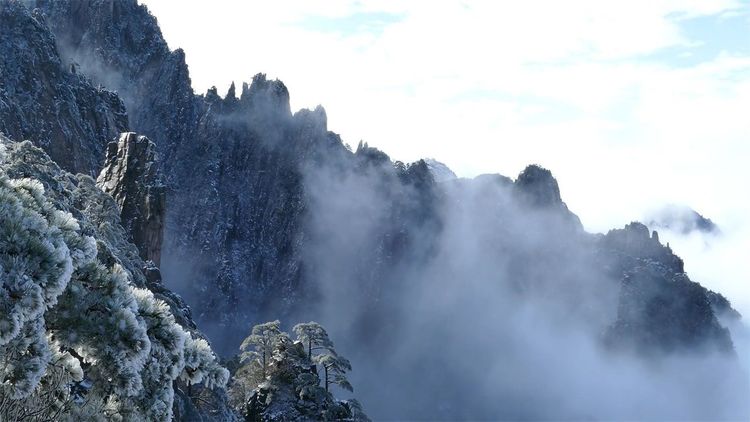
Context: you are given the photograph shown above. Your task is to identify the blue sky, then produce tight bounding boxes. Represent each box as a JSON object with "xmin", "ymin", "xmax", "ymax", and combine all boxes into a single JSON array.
[
  {"xmin": 292, "ymin": 11, "xmax": 404, "ymax": 37},
  {"xmin": 142, "ymin": 0, "xmax": 750, "ymax": 315},
  {"xmin": 668, "ymin": 10, "xmax": 750, "ymax": 63}
]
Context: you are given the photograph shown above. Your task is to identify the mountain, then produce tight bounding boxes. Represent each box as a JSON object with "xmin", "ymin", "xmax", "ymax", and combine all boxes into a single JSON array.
[
  {"xmin": 26, "ymin": 0, "xmax": 347, "ymax": 350},
  {"xmin": 646, "ymin": 204, "xmax": 720, "ymax": 235},
  {"xmin": 0, "ymin": 2, "xmax": 127, "ymax": 176},
  {"xmin": 424, "ymin": 158, "xmax": 457, "ymax": 183},
  {"xmin": 0, "ymin": 3, "xmax": 233, "ymax": 419},
  {"xmin": 1, "ymin": 0, "xmax": 748, "ymax": 420}
]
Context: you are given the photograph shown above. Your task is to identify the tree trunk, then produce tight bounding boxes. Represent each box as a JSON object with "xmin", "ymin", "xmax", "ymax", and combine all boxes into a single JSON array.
[
  {"xmin": 262, "ymin": 349, "xmax": 266, "ymax": 379},
  {"xmin": 325, "ymin": 365, "xmax": 329, "ymax": 392},
  {"xmin": 308, "ymin": 339, "xmax": 312, "ymax": 360}
]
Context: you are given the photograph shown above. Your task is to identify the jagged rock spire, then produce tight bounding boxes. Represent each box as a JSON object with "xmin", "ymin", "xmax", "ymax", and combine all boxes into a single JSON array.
[
  {"xmin": 226, "ymin": 81, "xmax": 236, "ymax": 100},
  {"xmin": 241, "ymin": 73, "xmax": 292, "ymax": 116},
  {"xmin": 97, "ymin": 132, "xmax": 165, "ymax": 266},
  {"xmin": 206, "ymin": 86, "xmax": 220, "ymax": 102}
]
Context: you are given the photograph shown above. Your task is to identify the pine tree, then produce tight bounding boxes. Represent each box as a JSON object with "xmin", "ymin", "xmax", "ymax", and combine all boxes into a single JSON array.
[
  {"xmin": 314, "ymin": 353, "xmax": 353, "ymax": 393},
  {"xmin": 293, "ymin": 321, "xmax": 353, "ymax": 393},
  {"xmin": 239, "ymin": 320, "xmax": 288, "ymax": 380},
  {"xmin": 0, "ymin": 140, "xmax": 229, "ymax": 420},
  {"xmin": 230, "ymin": 320, "xmax": 366, "ymax": 420},
  {"xmin": 293, "ymin": 321, "xmax": 334, "ymax": 360}
]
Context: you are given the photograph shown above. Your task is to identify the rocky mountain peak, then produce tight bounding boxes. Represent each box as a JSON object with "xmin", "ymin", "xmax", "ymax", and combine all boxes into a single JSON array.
[
  {"xmin": 241, "ymin": 72, "xmax": 292, "ymax": 116},
  {"xmin": 206, "ymin": 85, "xmax": 220, "ymax": 101},
  {"xmin": 312, "ymin": 104, "xmax": 328, "ymax": 128},
  {"xmin": 603, "ymin": 221, "xmax": 684, "ymax": 273},
  {"xmin": 355, "ymin": 141, "xmax": 391, "ymax": 167},
  {"xmin": 423, "ymin": 158, "xmax": 457, "ymax": 183},
  {"xmin": 646, "ymin": 204, "xmax": 720, "ymax": 235},
  {"xmin": 97, "ymin": 132, "xmax": 165, "ymax": 266},
  {"xmin": 225, "ymin": 81, "xmax": 237, "ymax": 101},
  {"xmin": 30, "ymin": 0, "xmax": 172, "ymax": 84},
  {"xmin": 398, "ymin": 159, "xmax": 435, "ymax": 188},
  {"xmin": 513, "ymin": 164, "xmax": 583, "ymax": 231},
  {"xmin": 294, "ymin": 104, "xmax": 328, "ymax": 132},
  {"xmin": 514, "ymin": 164, "xmax": 562, "ymax": 207}
]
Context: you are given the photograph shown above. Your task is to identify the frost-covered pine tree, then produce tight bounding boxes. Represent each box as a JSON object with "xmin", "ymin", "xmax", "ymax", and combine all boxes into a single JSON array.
[
  {"xmin": 0, "ymin": 176, "xmax": 89, "ymax": 404},
  {"xmin": 293, "ymin": 321, "xmax": 334, "ymax": 360},
  {"xmin": 0, "ymin": 138, "xmax": 229, "ymax": 420},
  {"xmin": 229, "ymin": 321, "xmax": 289, "ymax": 411},
  {"xmin": 239, "ymin": 320, "xmax": 288, "ymax": 380},
  {"xmin": 314, "ymin": 353, "xmax": 353, "ymax": 393},
  {"xmin": 229, "ymin": 320, "xmax": 367, "ymax": 420},
  {"xmin": 293, "ymin": 321, "xmax": 353, "ymax": 393}
]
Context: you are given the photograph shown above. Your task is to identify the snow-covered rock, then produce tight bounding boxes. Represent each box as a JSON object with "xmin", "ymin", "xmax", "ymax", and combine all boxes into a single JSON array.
[{"xmin": 423, "ymin": 158, "xmax": 457, "ymax": 183}]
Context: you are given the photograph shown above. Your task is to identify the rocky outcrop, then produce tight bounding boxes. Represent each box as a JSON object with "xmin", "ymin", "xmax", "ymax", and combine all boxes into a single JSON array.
[
  {"xmin": 97, "ymin": 132, "xmax": 165, "ymax": 266},
  {"xmin": 513, "ymin": 164, "xmax": 584, "ymax": 231},
  {"xmin": 605, "ymin": 262, "xmax": 734, "ymax": 355},
  {"xmin": 241, "ymin": 341, "xmax": 369, "ymax": 422},
  {"xmin": 600, "ymin": 222, "xmax": 735, "ymax": 355},
  {"xmin": 27, "ymin": 0, "xmax": 196, "ymax": 175},
  {"xmin": 514, "ymin": 164, "xmax": 562, "ymax": 207},
  {"xmin": 0, "ymin": 1, "xmax": 128, "ymax": 176},
  {"xmin": 601, "ymin": 222, "xmax": 684, "ymax": 273},
  {"xmin": 424, "ymin": 158, "xmax": 457, "ymax": 183}
]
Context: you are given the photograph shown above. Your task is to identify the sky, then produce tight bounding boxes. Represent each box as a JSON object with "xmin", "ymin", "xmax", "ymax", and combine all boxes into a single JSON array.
[{"xmin": 139, "ymin": 0, "xmax": 750, "ymax": 315}]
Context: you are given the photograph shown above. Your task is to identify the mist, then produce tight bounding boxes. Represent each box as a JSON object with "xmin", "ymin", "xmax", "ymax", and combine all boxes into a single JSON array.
[
  {"xmin": 646, "ymin": 211, "xmax": 750, "ymax": 394},
  {"xmin": 295, "ymin": 152, "xmax": 750, "ymax": 420}
]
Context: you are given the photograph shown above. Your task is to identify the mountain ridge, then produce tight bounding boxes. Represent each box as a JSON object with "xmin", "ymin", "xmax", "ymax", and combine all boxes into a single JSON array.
[
  {"xmin": 1, "ymin": 0, "xmax": 747, "ymax": 419},
  {"xmin": 13, "ymin": 0, "xmax": 745, "ymax": 369}
]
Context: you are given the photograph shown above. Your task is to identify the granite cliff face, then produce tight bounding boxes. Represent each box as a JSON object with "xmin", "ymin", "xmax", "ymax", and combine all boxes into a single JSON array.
[
  {"xmin": 0, "ymin": 1, "xmax": 127, "ymax": 176},
  {"xmin": 27, "ymin": 0, "xmax": 204, "ymax": 176},
  {"xmin": 26, "ymin": 1, "xmax": 347, "ymax": 347},
  {"xmin": 97, "ymin": 132, "xmax": 165, "ymax": 267}
]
